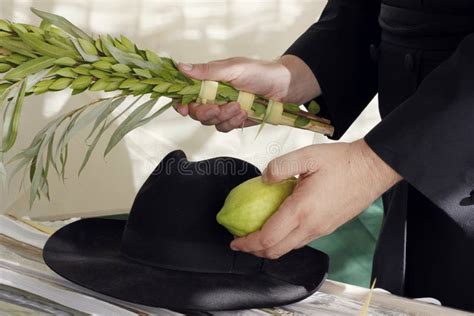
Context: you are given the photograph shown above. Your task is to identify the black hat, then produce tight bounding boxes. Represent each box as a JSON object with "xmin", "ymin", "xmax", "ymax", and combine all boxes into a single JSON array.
[{"xmin": 43, "ymin": 150, "xmax": 328, "ymax": 311}]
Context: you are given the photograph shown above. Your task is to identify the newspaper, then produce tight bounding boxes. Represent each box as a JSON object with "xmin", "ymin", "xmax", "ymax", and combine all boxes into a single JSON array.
[{"xmin": 0, "ymin": 215, "xmax": 464, "ymax": 315}]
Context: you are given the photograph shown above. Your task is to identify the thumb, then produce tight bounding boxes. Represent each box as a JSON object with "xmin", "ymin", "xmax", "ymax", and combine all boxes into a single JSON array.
[
  {"xmin": 178, "ymin": 59, "xmax": 240, "ymax": 82},
  {"xmin": 262, "ymin": 147, "xmax": 319, "ymax": 184}
]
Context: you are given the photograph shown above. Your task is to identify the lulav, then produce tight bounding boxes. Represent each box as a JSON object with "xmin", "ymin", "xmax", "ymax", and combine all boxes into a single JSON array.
[{"xmin": 0, "ymin": 8, "xmax": 334, "ymax": 206}]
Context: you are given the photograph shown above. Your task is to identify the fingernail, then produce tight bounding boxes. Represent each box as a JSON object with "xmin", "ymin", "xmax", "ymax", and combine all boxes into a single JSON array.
[
  {"xmin": 204, "ymin": 109, "xmax": 219, "ymax": 120},
  {"xmin": 230, "ymin": 242, "xmax": 239, "ymax": 251},
  {"xmin": 179, "ymin": 62, "xmax": 193, "ymax": 71}
]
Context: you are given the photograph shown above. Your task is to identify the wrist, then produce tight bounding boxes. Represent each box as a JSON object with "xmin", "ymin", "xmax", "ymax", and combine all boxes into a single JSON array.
[
  {"xmin": 277, "ymin": 55, "xmax": 322, "ymax": 104},
  {"xmin": 352, "ymin": 139, "xmax": 402, "ymax": 198}
]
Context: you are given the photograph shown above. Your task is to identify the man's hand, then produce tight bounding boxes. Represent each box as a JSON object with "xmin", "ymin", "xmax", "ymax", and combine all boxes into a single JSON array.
[
  {"xmin": 176, "ymin": 55, "xmax": 321, "ymax": 132},
  {"xmin": 230, "ymin": 139, "xmax": 402, "ymax": 259}
]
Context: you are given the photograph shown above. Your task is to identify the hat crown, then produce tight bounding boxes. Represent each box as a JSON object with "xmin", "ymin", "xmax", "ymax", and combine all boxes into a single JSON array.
[{"xmin": 120, "ymin": 150, "xmax": 263, "ymax": 274}]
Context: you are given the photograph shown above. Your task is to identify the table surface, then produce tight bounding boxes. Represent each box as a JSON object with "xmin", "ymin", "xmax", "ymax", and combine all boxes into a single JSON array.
[{"xmin": 0, "ymin": 214, "xmax": 470, "ymax": 315}]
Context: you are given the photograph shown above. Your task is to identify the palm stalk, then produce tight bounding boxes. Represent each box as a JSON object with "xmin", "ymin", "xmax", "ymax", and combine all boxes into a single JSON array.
[{"xmin": 0, "ymin": 8, "xmax": 334, "ymax": 206}]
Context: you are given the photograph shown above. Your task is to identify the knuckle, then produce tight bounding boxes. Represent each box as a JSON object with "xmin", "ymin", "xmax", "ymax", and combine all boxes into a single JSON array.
[
  {"xmin": 260, "ymin": 236, "xmax": 276, "ymax": 249},
  {"xmin": 306, "ymin": 223, "xmax": 332, "ymax": 238},
  {"xmin": 215, "ymin": 124, "xmax": 230, "ymax": 133},
  {"xmin": 198, "ymin": 63, "xmax": 210, "ymax": 76},
  {"xmin": 265, "ymin": 160, "xmax": 280, "ymax": 179},
  {"xmin": 295, "ymin": 205, "xmax": 310, "ymax": 222},
  {"xmin": 230, "ymin": 115, "xmax": 246, "ymax": 127},
  {"xmin": 201, "ymin": 120, "xmax": 214, "ymax": 126},
  {"xmin": 266, "ymin": 251, "xmax": 282, "ymax": 260}
]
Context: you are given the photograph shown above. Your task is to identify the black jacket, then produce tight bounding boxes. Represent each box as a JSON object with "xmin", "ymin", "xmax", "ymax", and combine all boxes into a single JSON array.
[{"xmin": 286, "ymin": 0, "xmax": 474, "ymax": 311}]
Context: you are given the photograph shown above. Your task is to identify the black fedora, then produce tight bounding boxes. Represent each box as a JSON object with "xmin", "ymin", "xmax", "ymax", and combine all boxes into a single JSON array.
[{"xmin": 43, "ymin": 150, "xmax": 328, "ymax": 311}]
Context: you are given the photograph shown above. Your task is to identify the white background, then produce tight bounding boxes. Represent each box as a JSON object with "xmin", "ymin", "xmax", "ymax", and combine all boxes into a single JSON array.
[{"xmin": 0, "ymin": 0, "xmax": 380, "ymax": 219}]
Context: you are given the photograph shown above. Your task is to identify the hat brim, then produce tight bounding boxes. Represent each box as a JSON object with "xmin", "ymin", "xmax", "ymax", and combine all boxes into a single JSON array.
[{"xmin": 43, "ymin": 218, "xmax": 328, "ymax": 311}]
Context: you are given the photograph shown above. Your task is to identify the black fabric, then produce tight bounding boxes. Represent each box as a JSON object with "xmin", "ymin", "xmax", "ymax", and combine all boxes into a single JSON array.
[
  {"xmin": 285, "ymin": 0, "xmax": 474, "ymax": 311},
  {"xmin": 120, "ymin": 150, "xmax": 263, "ymax": 274},
  {"xmin": 43, "ymin": 150, "xmax": 328, "ymax": 311},
  {"xmin": 284, "ymin": 0, "xmax": 381, "ymax": 139},
  {"xmin": 366, "ymin": 7, "xmax": 474, "ymax": 311}
]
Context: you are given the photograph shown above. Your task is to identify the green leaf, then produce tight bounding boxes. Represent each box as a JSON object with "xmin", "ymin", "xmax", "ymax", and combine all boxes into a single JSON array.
[
  {"xmin": 145, "ymin": 50, "xmax": 161, "ymax": 64},
  {"xmin": 0, "ymin": 20, "xmax": 12, "ymax": 32},
  {"xmin": 294, "ymin": 116, "xmax": 310, "ymax": 128},
  {"xmin": 17, "ymin": 32, "xmax": 80, "ymax": 59},
  {"xmin": 0, "ymin": 38, "xmax": 36, "ymax": 58},
  {"xmin": 49, "ymin": 77, "xmax": 73, "ymax": 90},
  {"xmin": 45, "ymin": 33, "xmax": 77, "ymax": 52},
  {"xmin": 0, "ymin": 161, "xmax": 6, "ymax": 193},
  {"xmin": 86, "ymin": 96, "xmax": 125, "ymax": 140},
  {"xmin": 78, "ymin": 38, "xmax": 99, "ymax": 56},
  {"xmin": 31, "ymin": 7, "xmax": 93, "ymax": 41},
  {"xmin": 152, "ymin": 82, "xmax": 172, "ymax": 93},
  {"xmin": 11, "ymin": 23, "xmax": 28, "ymax": 34},
  {"xmin": 256, "ymin": 100, "xmax": 279, "ymax": 139},
  {"xmin": 79, "ymin": 97, "xmax": 127, "ymax": 175},
  {"xmin": 104, "ymin": 98, "xmax": 159, "ymax": 156},
  {"xmin": 181, "ymin": 94, "xmax": 194, "ymax": 105},
  {"xmin": 3, "ymin": 56, "xmax": 55, "ymax": 81},
  {"xmin": 141, "ymin": 78, "xmax": 164, "ymax": 85},
  {"xmin": 78, "ymin": 120, "xmax": 106, "ymax": 175},
  {"xmin": 28, "ymin": 122, "xmax": 58, "ymax": 206},
  {"xmin": 59, "ymin": 143, "xmax": 68, "ymax": 182},
  {"xmin": 0, "ymin": 63, "xmax": 12, "ymax": 73},
  {"xmin": 4, "ymin": 54, "xmax": 30, "ymax": 65},
  {"xmin": 283, "ymin": 103, "xmax": 300, "ymax": 114},
  {"xmin": 54, "ymin": 56, "xmax": 77, "ymax": 67},
  {"xmin": 120, "ymin": 35, "xmax": 135, "ymax": 53},
  {"xmin": 61, "ymin": 99, "xmax": 113, "ymax": 148},
  {"xmin": 136, "ymin": 100, "xmax": 173, "ymax": 127},
  {"xmin": 8, "ymin": 144, "xmax": 40, "ymax": 182},
  {"xmin": 54, "ymin": 67, "xmax": 77, "ymax": 78},
  {"xmin": 89, "ymin": 69, "xmax": 108, "ymax": 79},
  {"xmin": 92, "ymin": 60, "xmax": 113, "ymax": 71},
  {"xmin": 308, "ymin": 100, "xmax": 320, "ymax": 115},
  {"xmin": 252, "ymin": 103, "xmax": 266, "ymax": 117},
  {"xmin": 89, "ymin": 78, "xmax": 108, "ymax": 91},
  {"xmin": 178, "ymin": 84, "xmax": 201, "ymax": 95},
  {"xmin": 217, "ymin": 84, "xmax": 238, "ymax": 100},
  {"xmin": 70, "ymin": 76, "xmax": 92, "ymax": 90},
  {"xmin": 1, "ymin": 80, "xmax": 27, "ymax": 152},
  {"xmin": 70, "ymin": 37, "xmax": 100, "ymax": 62},
  {"xmin": 133, "ymin": 68, "xmax": 152, "ymax": 79},
  {"xmin": 103, "ymin": 37, "xmax": 162, "ymax": 72},
  {"xmin": 168, "ymin": 83, "xmax": 185, "ymax": 93},
  {"xmin": 111, "ymin": 63, "xmax": 132, "ymax": 74},
  {"xmin": 119, "ymin": 78, "xmax": 139, "ymax": 89}
]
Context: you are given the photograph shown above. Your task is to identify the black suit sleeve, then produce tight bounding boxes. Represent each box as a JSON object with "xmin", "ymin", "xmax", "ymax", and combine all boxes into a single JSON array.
[
  {"xmin": 285, "ymin": 0, "xmax": 381, "ymax": 139},
  {"xmin": 365, "ymin": 33, "xmax": 474, "ymax": 213}
]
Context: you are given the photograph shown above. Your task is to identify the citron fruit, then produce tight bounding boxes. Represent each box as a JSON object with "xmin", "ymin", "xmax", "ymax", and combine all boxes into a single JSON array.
[{"xmin": 217, "ymin": 176, "xmax": 297, "ymax": 236}]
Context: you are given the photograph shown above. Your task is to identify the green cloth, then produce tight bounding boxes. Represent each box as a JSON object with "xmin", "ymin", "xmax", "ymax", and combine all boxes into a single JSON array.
[{"xmin": 309, "ymin": 198, "xmax": 383, "ymax": 288}]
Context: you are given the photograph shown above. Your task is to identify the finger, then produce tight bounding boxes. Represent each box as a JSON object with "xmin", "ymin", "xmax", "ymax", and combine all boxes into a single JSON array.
[
  {"xmin": 262, "ymin": 146, "xmax": 319, "ymax": 184},
  {"xmin": 201, "ymin": 102, "xmax": 242, "ymax": 125},
  {"xmin": 295, "ymin": 235, "xmax": 317, "ymax": 249},
  {"xmin": 187, "ymin": 102, "xmax": 220, "ymax": 122},
  {"xmin": 216, "ymin": 102, "xmax": 242, "ymax": 122},
  {"xmin": 178, "ymin": 58, "xmax": 243, "ymax": 82},
  {"xmin": 215, "ymin": 111, "xmax": 248, "ymax": 133},
  {"xmin": 230, "ymin": 194, "xmax": 301, "ymax": 252},
  {"xmin": 252, "ymin": 227, "xmax": 306, "ymax": 259},
  {"xmin": 173, "ymin": 102, "xmax": 189, "ymax": 116}
]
